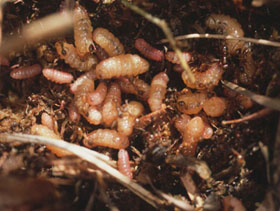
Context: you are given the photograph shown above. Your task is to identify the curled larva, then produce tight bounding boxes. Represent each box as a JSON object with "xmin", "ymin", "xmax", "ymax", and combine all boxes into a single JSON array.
[
  {"xmin": 165, "ymin": 51, "xmax": 192, "ymax": 64},
  {"xmin": 205, "ymin": 14, "xmax": 245, "ymax": 54},
  {"xmin": 42, "ymin": 68, "xmax": 73, "ymax": 84},
  {"xmin": 73, "ymin": 4, "xmax": 95, "ymax": 56},
  {"xmin": 92, "ymin": 27, "xmax": 125, "ymax": 57},
  {"xmin": 118, "ymin": 149, "xmax": 133, "ymax": 179},
  {"xmin": 55, "ymin": 41, "xmax": 98, "ymax": 72},
  {"xmin": 102, "ymin": 82, "xmax": 122, "ymax": 126},
  {"xmin": 68, "ymin": 103, "xmax": 81, "ymax": 122},
  {"xmin": 203, "ymin": 96, "xmax": 227, "ymax": 117},
  {"xmin": 41, "ymin": 112, "xmax": 55, "ymax": 131},
  {"xmin": 177, "ymin": 90, "xmax": 208, "ymax": 114},
  {"xmin": 148, "ymin": 72, "xmax": 169, "ymax": 112},
  {"xmin": 31, "ymin": 124, "xmax": 72, "ymax": 157},
  {"xmin": 118, "ymin": 77, "xmax": 150, "ymax": 100},
  {"xmin": 96, "ymin": 54, "xmax": 149, "ymax": 79},
  {"xmin": 117, "ymin": 101, "xmax": 144, "ymax": 136},
  {"xmin": 182, "ymin": 63, "xmax": 223, "ymax": 90},
  {"xmin": 74, "ymin": 79, "xmax": 94, "ymax": 115},
  {"xmin": 70, "ymin": 69, "xmax": 96, "ymax": 93},
  {"xmin": 83, "ymin": 129, "xmax": 129, "ymax": 149},
  {"xmin": 87, "ymin": 82, "xmax": 107, "ymax": 106},
  {"xmin": 10, "ymin": 64, "xmax": 42, "ymax": 79},
  {"xmin": 134, "ymin": 38, "xmax": 163, "ymax": 61},
  {"xmin": 223, "ymin": 196, "xmax": 246, "ymax": 211}
]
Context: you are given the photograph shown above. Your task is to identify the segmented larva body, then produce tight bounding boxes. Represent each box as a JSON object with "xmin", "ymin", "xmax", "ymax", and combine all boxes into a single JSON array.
[
  {"xmin": 73, "ymin": 4, "xmax": 94, "ymax": 57},
  {"xmin": 74, "ymin": 79, "xmax": 94, "ymax": 115},
  {"xmin": 223, "ymin": 196, "xmax": 246, "ymax": 211},
  {"xmin": 174, "ymin": 114, "xmax": 191, "ymax": 134},
  {"xmin": 182, "ymin": 63, "xmax": 223, "ymax": 90},
  {"xmin": 118, "ymin": 149, "xmax": 133, "ymax": 179},
  {"xmin": 117, "ymin": 101, "xmax": 144, "ymax": 136},
  {"xmin": 165, "ymin": 51, "xmax": 192, "ymax": 64},
  {"xmin": 148, "ymin": 72, "xmax": 169, "ymax": 112},
  {"xmin": 202, "ymin": 96, "xmax": 227, "ymax": 117},
  {"xmin": 31, "ymin": 124, "xmax": 72, "ymax": 157},
  {"xmin": 134, "ymin": 38, "xmax": 163, "ymax": 61},
  {"xmin": 92, "ymin": 27, "xmax": 125, "ymax": 57},
  {"xmin": 96, "ymin": 54, "xmax": 149, "ymax": 79},
  {"xmin": 41, "ymin": 112, "xmax": 55, "ymax": 130},
  {"xmin": 118, "ymin": 77, "xmax": 150, "ymax": 100},
  {"xmin": 42, "ymin": 68, "xmax": 73, "ymax": 84},
  {"xmin": 68, "ymin": 103, "xmax": 81, "ymax": 122},
  {"xmin": 205, "ymin": 14, "xmax": 245, "ymax": 54},
  {"xmin": 0, "ymin": 55, "xmax": 10, "ymax": 66},
  {"xmin": 70, "ymin": 69, "xmax": 96, "ymax": 93},
  {"xmin": 177, "ymin": 90, "xmax": 208, "ymax": 114},
  {"xmin": 87, "ymin": 82, "xmax": 108, "ymax": 106},
  {"xmin": 102, "ymin": 82, "xmax": 122, "ymax": 126},
  {"xmin": 10, "ymin": 64, "xmax": 42, "ymax": 79},
  {"xmin": 55, "ymin": 41, "xmax": 98, "ymax": 72},
  {"xmin": 83, "ymin": 129, "xmax": 129, "ymax": 149}
]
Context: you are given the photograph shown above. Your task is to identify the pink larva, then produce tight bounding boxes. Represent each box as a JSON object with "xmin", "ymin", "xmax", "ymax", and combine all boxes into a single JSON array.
[
  {"xmin": 92, "ymin": 27, "xmax": 125, "ymax": 57},
  {"xmin": 73, "ymin": 4, "xmax": 95, "ymax": 56},
  {"xmin": 43, "ymin": 68, "xmax": 73, "ymax": 84},
  {"xmin": 148, "ymin": 72, "xmax": 169, "ymax": 112},
  {"xmin": 83, "ymin": 129, "xmax": 129, "ymax": 149},
  {"xmin": 165, "ymin": 51, "xmax": 192, "ymax": 64},
  {"xmin": 182, "ymin": 63, "xmax": 223, "ymax": 90},
  {"xmin": 96, "ymin": 54, "xmax": 149, "ymax": 79},
  {"xmin": 118, "ymin": 149, "xmax": 133, "ymax": 179},
  {"xmin": 55, "ymin": 41, "xmax": 98, "ymax": 72},
  {"xmin": 70, "ymin": 69, "xmax": 96, "ymax": 93},
  {"xmin": 87, "ymin": 82, "xmax": 108, "ymax": 106},
  {"xmin": 102, "ymin": 82, "xmax": 122, "ymax": 126},
  {"xmin": 74, "ymin": 79, "xmax": 94, "ymax": 115},
  {"xmin": 10, "ymin": 64, "xmax": 42, "ymax": 79},
  {"xmin": 174, "ymin": 114, "xmax": 191, "ymax": 134},
  {"xmin": 68, "ymin": 103, "xmax": 81, "ymax": 122},
  {"xmin": 41, "ymin": 112, "xmax": 54, "ymax": 130},
  {"xmin": 134, "ymin": 38, "xmax": 164, "ymax": 61},
  {"xmin": 205, "ymin": 14, "xmax": 245, "ymax": 55}
]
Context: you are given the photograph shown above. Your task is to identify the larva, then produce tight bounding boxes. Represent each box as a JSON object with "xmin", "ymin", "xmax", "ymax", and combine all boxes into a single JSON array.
[
  {"xmin": 205, "ymin": 14, "xmax": 245, "ymax": 54},
  {"xmin": 74, "ymin": 79, "xmax": 94, "ymax": 115},
  {"xmin": 42, "ymin": 68, "xmax": 73, "ymax": 84},
  {"xmin": 87, "ymin": 82, "xmax": 108, "ymax": 106},
  {"xmin": 68, "ymin": 103, "xmax": 81, "ymax": 122},
  {"xmin": 31, "ymin": 124, "xmax": 72, "ymax": 157},
  {"xmin": 102, "ymin": 82, "xmax": 121, "ymax": 126},
  {"xmin": 83, "ymin": 129, "xmax": 129, "ymax": 149},
  {"xmin": 134, "ymin": 38, "xmax": 163, "ymax": 61},
  {"xmin": 177, "ymin": 90, "xmax": 208, "ymax": 115},
  {"xmin": 118, "ymin": 77, "xmax": 150, "ymax": 100},
  {"xmin": 85, "ymin": 106, "xmax": 102, "ymax": 125},
  {"xmin": 73, "ymin": 4, "xmax": 95, "ymax": 57},
  {"xmin": 117, "ymin": 101, "xmax": 144, "ymax": 136},
  {"xmin": 118, "ymin": 149, "xmax": 133, "ymax": 179},
  {"xmin": 96, "ymin": 54, "xmax": 149, "ymax": 79},
  {"xmin": 165, "ymin": 51, "xmax": 192, "ymax": 64},
  {"xmin": 92, "ymin": 27, "xmax": 125, "ymax": 57},
  {"xmin": 148, "ymin": 72, "xmax": 169, "ymax": 112},
  {"xmin": 41, "ymin": 112, "xmax": 55, "ymax": 131},
  {"xmin": 55, "ymin": 41, "xmax": 98, "ymax": 72},
  {"xmin": 202, "ymin": 96, "xmax": 227, "ymax": 117},
  {"xmin": 174, "ymin": 114, "xmax": 191, "ymax": 134},
  {"xmin": 182, "ymin": 63, "xmax": 223, "ymax": 90},
  {"xmin": 70, "ymin": 69, "xmax": 96, "ymax": 93},
  {"xmin": 10, "ymin": 64, "xmax": 42, "ymax": 79}
]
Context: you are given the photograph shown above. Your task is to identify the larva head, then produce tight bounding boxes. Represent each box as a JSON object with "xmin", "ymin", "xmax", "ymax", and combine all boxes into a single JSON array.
[{"xmin": 55, "ymin": 42, "xmax": 68, "ymax": 57}]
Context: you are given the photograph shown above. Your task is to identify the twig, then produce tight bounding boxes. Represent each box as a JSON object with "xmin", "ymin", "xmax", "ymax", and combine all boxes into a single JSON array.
[
  {"xmin": 121, "ymin": 0, "xmax": 194, "ymax": 83},
  {"xmin": 159, "ymin": 33, "xmax": 280, "ymax": 48},
  {"xmin": 222, "ymin": 108, "xmax": 273, "ymax": 125},
  {"xmin": 0, "ymin": 11, "xmax": 73, "ymax": 56},
  {"xmin": 221, "ymin": 80, "xmax": 280, "ymax": 111},
  {"xmin": 0, "ymin": 133, "xmax": 166, "ymax": 209}
]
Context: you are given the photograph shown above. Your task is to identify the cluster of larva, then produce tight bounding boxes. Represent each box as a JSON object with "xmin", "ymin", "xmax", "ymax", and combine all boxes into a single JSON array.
[{"xmin": 5, "ymin": 3, "xmax": 255, "ymax": 179}]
